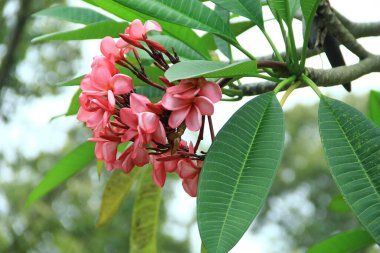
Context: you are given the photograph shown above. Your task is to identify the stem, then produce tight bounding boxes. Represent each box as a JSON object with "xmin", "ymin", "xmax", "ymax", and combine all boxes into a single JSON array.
[
  {"xmin": 194, "ymin": 116, "xmax": 205, "ymax": 152},
  {"xmin": 300, "ymin": 20, "xmax": 313, "ymax": 69},
  {"xmin": 262, "ymin": 30, "xmax": 284, "ymax": 62},
  {"xmin": 301, "ymin": 74, "xmax": 322, "ymax": 97},
  {"xmin": 234, "ymin": 43, "xmax": 256, "ymax": 60},
  {"xmin": 284, "ymin": 0, "xmax": 298, "ymax": 64},
  {"xmin": 207, "ymin": 116, "xmax": 215, "ymax": 141},
  {"xmin": 255, "ymin": 73, "xmax": 281, "ymax": 82},
  {"xmin": 273, "ymin": 75, "xmax": 296, "ymax": 94},
  {"xmin": 280, "ymin": 81, "xmax": 300, "ymax": 106}
]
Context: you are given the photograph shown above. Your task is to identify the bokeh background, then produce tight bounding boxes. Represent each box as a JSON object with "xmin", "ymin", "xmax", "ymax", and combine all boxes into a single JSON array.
[{"xmin": 1, "ymin": 0, "xmax": 380, "ymax": 252}]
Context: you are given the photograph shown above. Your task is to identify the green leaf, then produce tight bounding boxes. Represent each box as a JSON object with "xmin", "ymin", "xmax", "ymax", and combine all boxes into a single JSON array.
[
  {"xmin": 96, "ymin": 170, "xmax": 138, "ymax": 227},
  {"xmin": 211, "ymin": 0, "xmax": 264, "ymax": 30},
  {"xmin": 328, "ymin": 195, "xmax": 351, "ymax": 213},
  {"xmin": 32, "ymin": 21, "xmax": 128, "ymax": 42},
  {"xmin": 56, "ymin": 75, "xmax": 85, "ymax": 86},
  {"xmin": 368, "ymin": 90, "xmax": 380, "ymax": 127},
  {"xmin": 300, "ymin": 0, "xmax": 320, "ymax": 29},
  {"xmin": 165, "ymin": 60, "xmax": 257, "ymax": 82},
  {"xmin": 267, "ymin": 0, "xmax": 299, "ymax": 25},
  {"xmin": 306, "ymin": 229, "xmax": 374, "ymax": 253},
  {"xmin": 319, "ymin": 96, "xmax": 380, "ymax": 244},
  {"xmin": 130, "ymin": 166, "xmax": 161, "ymax": 253},
  {"xmin": 197, "ymin": 92, "xmax": 285, "ymax": 253},
  {"xmin": 214, "ymin": 6, "xmax": 232, "ymax": 61},
  {"xmin": 84, "ymin": 0, "xmax": 211, "ymax": 60},
  {"xmin": 149, "ymin": 35, "xmax": 205, "ymax": 60},
  {"xmin": 65, "ymin": 88, "xmax": 80, "ymax": 116},
  {"xmin": 27, "ymin": 142, "xmax": 96, "ymax": 205},
  {"xmin": 113, "ymin": 0, "xmax": 237, "ymax": 44},
  {"xmin": 33, "ymin": 6, "xmax": 111, "ymax": 24}
]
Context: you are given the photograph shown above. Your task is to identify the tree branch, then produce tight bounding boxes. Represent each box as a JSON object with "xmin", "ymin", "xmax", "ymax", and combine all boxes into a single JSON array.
[
  {"xmin": 317, "ymin": 1, "xmax": 372, "ymax": 59},
  {"xmin": 237, "ymin": 55, "xmax": 380, "ymax": 96},
  {"xmin": 334, "ymin": 9, "xmax": 380, "ymax": 38}
]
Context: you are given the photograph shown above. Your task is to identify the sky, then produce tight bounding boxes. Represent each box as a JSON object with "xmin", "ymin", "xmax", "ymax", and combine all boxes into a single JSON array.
[{"xmin": 1, "ymin": 0, "xmax": 380, "ymax": 252}]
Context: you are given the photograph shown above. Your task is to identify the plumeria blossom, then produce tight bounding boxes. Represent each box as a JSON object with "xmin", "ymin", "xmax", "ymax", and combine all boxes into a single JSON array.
[
  {"xmin": 162, "ymin": 77, "xmax": 222, "ymax": 131},
  {"xmin": 117, "ymin": 19, "xmax": 162, "ymax": 49},
  {"xmin": 77, "ymin": 20, "xmax": 221, "ymax": 197}
]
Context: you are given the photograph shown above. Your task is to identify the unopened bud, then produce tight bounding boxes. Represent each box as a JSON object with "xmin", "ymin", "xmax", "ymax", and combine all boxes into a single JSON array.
[
  {"xmin": 119, "ymin": 34, "xmax": 144, "ymax": 49},
  {"xmin": 146, "ymin": 39, "xmax": 167, "ymax": 53}
]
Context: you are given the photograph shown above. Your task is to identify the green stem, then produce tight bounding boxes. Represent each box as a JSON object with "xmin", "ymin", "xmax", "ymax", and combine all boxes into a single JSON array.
[
  {"xmin": 222, "ymin": 88, "xmax": 243, "ymax": 97},
  {"xmin": 255, "ymin": 73, "xmax": 281, "ymax": 82},
  {"xmin": 301, "ymin": 74, "xmax": 322, "ymax": 97},
  {"xmin": 263, "ymin": 30, "xmax": 284, "ymax": 62},
  {"xmin": 273, "ymin": 75, "xmax": 296, "ymax": 94},
  {"xmin": 280, "ymin": 81, "xmax": 300, "ymax": 106},
  {"xmin": 300, "ymin": 24, "xmax": 312, "ymax": 69},
  {"xmin": 234, "ymin": 43, "xmax": 256, "ymax": 60}
]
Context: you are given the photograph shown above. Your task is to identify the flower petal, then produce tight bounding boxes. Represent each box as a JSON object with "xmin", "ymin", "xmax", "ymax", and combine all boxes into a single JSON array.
[
  {"xmin": 152, "ymin": 122, "xmax": 166, "ymax": 144},
  {"xmin": 138, "ymin": 112, "xmax": 159, "ymax": 133},
  {"xmin": 182, "ymin": 175, "xmax": 199, "ymax": 197},
  {"xmin": 130, "ymin": 93, "xmax": 151, "ymax": 113},
  {"xmin": 152, "ymin": 166, "xmax": 166, "ymax": 187},
  {"xmin": 198, "ymin": 81, "xmax": 222, "ymax": 103},
  {"xmin": 178, "ymin": 160, "xmax": 198, "ymax": 179},
  {"xmin": 144, "ymin": 20, "xmax": 162, "ymax": 33},
  {"xmin": 185, "ymin": 106, "xmax": 202, "ymax": 131},
  {"xmin": 129, "ymin": 19, "xmax": 145, "ymax": 40},
  {"xmin": 119, "ymin": 108, "xmax": 138, "ymax": 128},
  {"xmin": 102, "ymin": 141, "xmax": 119, "ymax": 163},
  {"xmin": 100, "ymin": 36, "xmax": 120, "ymax": 62},
  {"xmin": 194, "ymin": 96, "xmax": 214, "ymax": 116},
  {"xmin": 110, "ymin": 74, "xmax": 133, "ymax": 94},
  {"xmin": 168, "ymin": 106, "xmax": 190, "ymax": 129},
  {"xmin": 162, "ymin": 93, "xmax": 192, "ymax": 111}
]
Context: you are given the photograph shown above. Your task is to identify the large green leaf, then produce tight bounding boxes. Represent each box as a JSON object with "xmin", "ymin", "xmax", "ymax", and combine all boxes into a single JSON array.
[
  {"xmin": 84, "ymin": 0, "xmax": 211, "ymax": 60},
  {"xmin": 307, "ymin": 229, "xmax": 374, "ymax": 253},
  {"xmin": 368, "ymin": 90, "xmax": 380, "ymax": 127},
  {"xmin": 197, "ymin": 92, "xmax": 285, "ymax": 253},
  {"xmin": 130, "ymin": 166, "xmax": 161, "ymax": 253},
  {"xmin": 319, "ymin": 96, "xmax": 380, "ymax": 244},
  {"xmin": 32, "ymin": 21, "xmax": 128, "ymax": 42},
  {"xmin": 300, "ymin": 0, "xmax": 320, "ymax": 30},
  {"xmin": 267, "ymin": 0, "xmax": 299, "ymax": 26},
  {"xmin": 56, "ymin": 75, "xmax": 84, "ymax": 87},
  {"xmin": 97, "ymin": 170, "xmax": 138, "ymax": 227},
  {"xmin": 165, "ymin": 60, "xmax": 257, "ymax": 82},
  {"xmin": 113, "ymin": 0, "xmax": 237, "ymax": 44},
  {"xmin": 27, "ymin": 142, "xmax": 96, "ymax": 205},
  {"xmin": 214, "ymin": 6, "xmax": 232, "ymax": 61},
  {"xmin": 211, "ymin": 0, "xmax": 264, "ymax": 30},
  {"xmin": 33, "ymin": 6, "xmax": 111, "ymax": 24}
]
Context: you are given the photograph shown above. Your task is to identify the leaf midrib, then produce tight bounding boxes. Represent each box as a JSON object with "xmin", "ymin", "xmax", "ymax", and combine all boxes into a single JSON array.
[
  {"xmin": 215, "ymin": 95, "xmax": 272, "ymax": 251},
  {"xmin": 324, "ymin": 99, "xmax": 380, "ymax": 206}
]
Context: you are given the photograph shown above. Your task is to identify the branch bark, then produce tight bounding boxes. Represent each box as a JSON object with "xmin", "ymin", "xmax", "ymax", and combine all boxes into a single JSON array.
[{"xmin": 238, "ymin": 55, "xmax": 380, "ymax": 96}]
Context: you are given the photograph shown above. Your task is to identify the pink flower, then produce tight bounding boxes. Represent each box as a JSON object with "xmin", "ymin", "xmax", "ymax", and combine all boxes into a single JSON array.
[
  {"xmin": 113, "ymin": 145, "xmax": 149, "ymax": 174},
  {"xmin": 100, "ymin": 36, "xmax": 127, "ymax": 62},
  {"xmin": 178, "ymin": 159, "xmax": 203, "ymax": 197},
  {"xmin": 150, "ymin": 153, "xmax": 179, "ymax": 187},
  {"xmin": 162, "ymin": 95, "xmax": 214, "ymax": 131},
  {"xmin": 117, "ymin": 19, "xmax": 162, "ymax": 48},
  {"xmin": 89, "ymin": 127, "xmax": 121, "ymax": 166},
  {"xmin": 83, "ymin": 57, "xmax": 133, "ymax": 98},
  {"xmin": 77, "ymin": 91, "xmax": 115, "ymax": 133},
  {"xmin": 166, "ymin": 78, "xmax": 222, "ymax": 103}
]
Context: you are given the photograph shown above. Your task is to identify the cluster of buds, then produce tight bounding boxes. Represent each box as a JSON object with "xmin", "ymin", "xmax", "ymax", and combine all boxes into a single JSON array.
[{"xmin": 77, "ymin": 19, "xmax": 222, "ymax": 197}]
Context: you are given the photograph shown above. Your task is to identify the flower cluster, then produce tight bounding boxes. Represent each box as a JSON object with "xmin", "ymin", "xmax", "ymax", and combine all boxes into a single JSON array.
[{"xmin": 77, "ymin": 19, "xmax": 222, "ymax": 197}]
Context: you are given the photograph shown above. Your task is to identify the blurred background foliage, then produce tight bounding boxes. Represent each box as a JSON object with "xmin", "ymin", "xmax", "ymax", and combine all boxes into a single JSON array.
[{"xmin": 0, "ymin": 0, "xmax": 379, "ymax": 253}]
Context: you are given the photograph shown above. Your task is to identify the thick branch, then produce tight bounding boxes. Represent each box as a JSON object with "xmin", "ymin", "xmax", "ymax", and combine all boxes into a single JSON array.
[
  {"xmin": 238, "ymin": 55, "xmax": 380, "ymax": 96},
  {"xmin": 334, "ymin": 10, "xmax": 380, "ymax": 38},
  {"xmin": 318, "ymin": 1, "xmax": 372, "ymax": 59}
]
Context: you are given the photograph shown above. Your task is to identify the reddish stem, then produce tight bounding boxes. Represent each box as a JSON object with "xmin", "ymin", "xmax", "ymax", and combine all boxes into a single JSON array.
[
  {"xmin": 194, "ymin": 116, "xmax": 205, "ymax": 152},
  {"xmin": 208, "ymin": 116, "xmax": 215, "ymax": 141}
]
